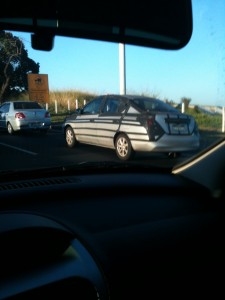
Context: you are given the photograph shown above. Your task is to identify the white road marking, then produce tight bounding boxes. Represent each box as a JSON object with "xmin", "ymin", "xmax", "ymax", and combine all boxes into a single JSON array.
[{"xmin": 0, "ymin": 143, "xmax": 38, "ymax": 155}]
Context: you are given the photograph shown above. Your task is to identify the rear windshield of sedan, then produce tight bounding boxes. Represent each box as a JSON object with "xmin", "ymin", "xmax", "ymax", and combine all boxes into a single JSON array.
[
  {"xmin": 13, "ymin": 102, "xmax": 42, "ymax": 109},
  {"xmin": 130, "ymin": 98, "xmax": 179, "ymax": 113}
]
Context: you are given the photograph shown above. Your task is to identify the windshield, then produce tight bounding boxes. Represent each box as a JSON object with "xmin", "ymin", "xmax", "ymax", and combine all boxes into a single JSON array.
[
  {"xmin": 129, "ymin": 97, "xmax": 179, "ymax": 112},
  {"xmin": 0, "ymin": 0, "xmax": 225, "ymax": 173},
  {"xmin": 13, "ymin": 102, "xmax": 42, "ymax": 110}
]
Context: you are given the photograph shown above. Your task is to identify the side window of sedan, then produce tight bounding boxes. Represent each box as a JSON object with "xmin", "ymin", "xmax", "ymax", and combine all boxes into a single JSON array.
[
  {"xmin": 103, "ymin": 98, "xmax": 119, "ymax": 113},
  {"xmin": 83, "ymin": 98, "xmax": 102, "ymax": 114},
  {"xmin": 0, "ymin": 103, "xmax": 10, "ymax": 113},
  {"xmin": 118, "ymin": 100, "xmax": 128, "ymax": 113}
]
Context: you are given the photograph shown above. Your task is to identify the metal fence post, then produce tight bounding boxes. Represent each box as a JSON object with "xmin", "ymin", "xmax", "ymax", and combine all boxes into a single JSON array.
[{"xmin": 68, "ymin": 99, "xmax": 70, "ymax": 113}]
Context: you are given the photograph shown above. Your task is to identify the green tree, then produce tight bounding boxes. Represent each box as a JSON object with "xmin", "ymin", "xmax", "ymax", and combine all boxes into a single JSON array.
[{"xmin": 0, "ymin": 31, "xmax": 40, "ymax": 102}]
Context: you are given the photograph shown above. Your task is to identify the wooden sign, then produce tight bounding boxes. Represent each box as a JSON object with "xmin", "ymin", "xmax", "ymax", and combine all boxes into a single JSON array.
[{"xmin": 27, "ymin": 74, "xmax": 49, "ymax": 103}]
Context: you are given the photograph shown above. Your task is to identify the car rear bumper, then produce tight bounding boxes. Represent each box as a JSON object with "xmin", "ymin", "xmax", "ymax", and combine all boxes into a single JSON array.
[
  {"xmin": 14, "ymin": 120, "xmax": 51, "ymax": 131},
  {"xmin": 131, "ymin": 134, "xmax": 200, "ymax": 152}
]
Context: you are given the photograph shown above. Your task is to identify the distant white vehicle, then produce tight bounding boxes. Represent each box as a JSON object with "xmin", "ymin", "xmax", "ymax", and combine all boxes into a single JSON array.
[{"xmin": 0, "ymin": 100, "xmax": 51, "ymax": 135}]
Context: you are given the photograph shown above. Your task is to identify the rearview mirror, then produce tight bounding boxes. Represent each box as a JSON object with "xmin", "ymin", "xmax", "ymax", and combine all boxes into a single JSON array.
[{"xmin": 0, "ymin": 0, "xmax": 192, "ymax": 51}]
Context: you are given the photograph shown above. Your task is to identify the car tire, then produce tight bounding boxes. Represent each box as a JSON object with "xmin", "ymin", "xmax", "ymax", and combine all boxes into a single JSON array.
[
  {"xmin": 7, "ymin": 122, "xmax": 14, "ymax": 135},
  {"xmin": 115, "ymin": 133, "xmax": 134, "ymax": 161},
  {"xmin": 65, "ymin": 126, "xmax": 77, "ymax": 148}
]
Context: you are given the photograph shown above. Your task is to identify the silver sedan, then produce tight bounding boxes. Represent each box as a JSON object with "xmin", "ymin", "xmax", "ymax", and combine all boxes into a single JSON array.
[
  {"xmin": 63, "ymin": 94, "xmax": 200, "ymax": 161},
  {"xmin": 0, "ymin": 100, "xmax": 51, "ymax": 135}
]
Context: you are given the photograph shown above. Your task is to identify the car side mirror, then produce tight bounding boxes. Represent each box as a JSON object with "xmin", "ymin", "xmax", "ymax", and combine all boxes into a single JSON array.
[{"xmin": 75, "ymin": 108, "xmax": 82, "ymax": 114}]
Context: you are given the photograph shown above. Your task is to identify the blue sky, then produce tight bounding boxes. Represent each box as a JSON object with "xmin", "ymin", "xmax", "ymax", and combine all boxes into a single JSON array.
[{"xmin": 10, "ymin": 0, "xmax": 225, "ymax": 107}]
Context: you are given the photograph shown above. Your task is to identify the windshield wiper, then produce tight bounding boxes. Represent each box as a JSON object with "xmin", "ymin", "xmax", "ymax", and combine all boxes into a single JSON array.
[
  {"xmin": 62, "ymin": 161, "xmax": 172, "ymax": 174},
  {"xmin": 0, "ymin": 161, "xmax": 172, "ymax": 183}
]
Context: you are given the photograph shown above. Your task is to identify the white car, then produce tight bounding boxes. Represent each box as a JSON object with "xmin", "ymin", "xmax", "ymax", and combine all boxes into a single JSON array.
[{"xmin": 0, "ymin": 100, "xmax": 51, "ymax": 134}]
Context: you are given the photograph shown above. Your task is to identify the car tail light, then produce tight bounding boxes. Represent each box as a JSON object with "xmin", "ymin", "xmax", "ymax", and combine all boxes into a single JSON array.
[
  {"xmin": 147, "ymin": 117, "xmax": 155, "ymax": 127},
  {"xmin": 15, "ymin": 112, "xmax": 26, "ymax": 119},
  {"xmin": 147, "ymin": 116, "xmax": 164, "ymax": 141},
  {"xmin": 45, "ymin": 112, "xmax": 51, "ymax": 118}
]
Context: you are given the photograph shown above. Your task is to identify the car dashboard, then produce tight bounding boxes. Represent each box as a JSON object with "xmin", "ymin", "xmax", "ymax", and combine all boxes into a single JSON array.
[{"xmin": 0, "ymin": 167, "xmax": 224, "ymax": 300}]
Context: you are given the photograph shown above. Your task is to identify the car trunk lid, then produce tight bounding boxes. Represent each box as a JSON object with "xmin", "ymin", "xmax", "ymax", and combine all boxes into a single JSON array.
[
  {"xmin": 15, "ymin": 109, "xmax": 49, "ymax": 120},
  {"xmin": 155, "ymin": 113, "xmax": 196, "ymax": 135}
]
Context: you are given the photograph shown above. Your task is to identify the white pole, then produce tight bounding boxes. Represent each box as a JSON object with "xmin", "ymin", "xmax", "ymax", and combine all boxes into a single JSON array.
[
  {"xmin": 55, "ymin": 100, "xmax": 58, "ymax": 114},
  {"xmin": 84, "ymin": 99, "xmax": 86, "ymax": 106},
  {"xmin": 119, "ymin": 43, "xmax": 126, "ymax": 95},
  {"xmin": 75, "ymin": 99, "xmax": 78, "ymax": 109},
  {"xmin": 181, "ymin": 102, "xmax": 185, "ymax": 113},
  {"xmin": 222, "ymin": 106, "xmax": 225, "ymax": 132},
  {"xmin": 68, "ymin": 99, "xmax": 70, "ymax": 112}
]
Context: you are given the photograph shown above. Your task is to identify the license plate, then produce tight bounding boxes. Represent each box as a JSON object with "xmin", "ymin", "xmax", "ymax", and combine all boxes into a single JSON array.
[
  {"xmin": 30, "ymin": 122, "xmax": 41, "ymax": 128},
  {"xmin": 170, "ymin": 123, "xmax": 188, "ymax": 134}
]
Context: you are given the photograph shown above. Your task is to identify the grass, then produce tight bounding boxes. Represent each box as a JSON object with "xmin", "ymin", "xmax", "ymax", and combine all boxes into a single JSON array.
[
  {"xmin": 51, "ymin": 113, "xmax": 68, "ymax": 123},
  {"xmin": 186, "ymin": 108, "xmax": 223, "ymax": 132}
]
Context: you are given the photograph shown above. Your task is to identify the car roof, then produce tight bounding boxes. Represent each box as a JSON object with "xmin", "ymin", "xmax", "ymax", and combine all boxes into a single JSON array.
[{"xmin": 103, "ymin": 94, "xmax": 161, "ymax": 101}]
